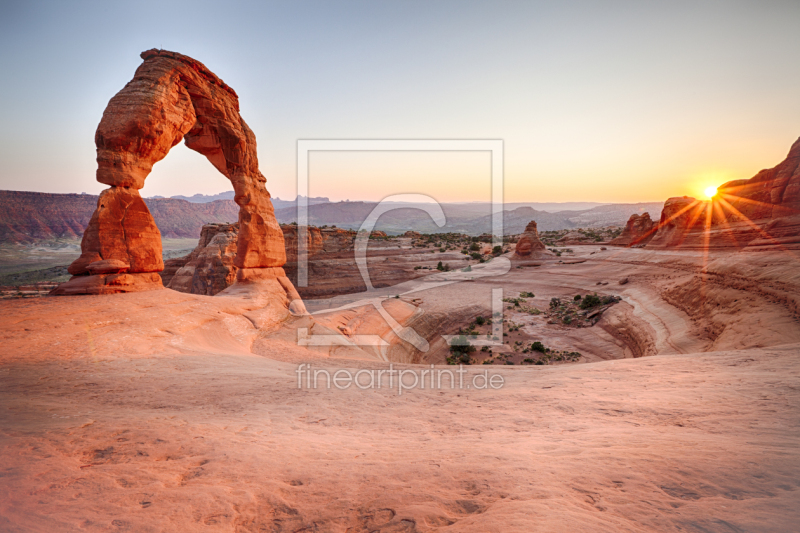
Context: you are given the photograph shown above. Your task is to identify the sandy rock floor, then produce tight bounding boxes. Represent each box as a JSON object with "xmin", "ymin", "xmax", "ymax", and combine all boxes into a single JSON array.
[{"xmin": 1, "ymin": 246, "xmax": 799, "ymax": 532}]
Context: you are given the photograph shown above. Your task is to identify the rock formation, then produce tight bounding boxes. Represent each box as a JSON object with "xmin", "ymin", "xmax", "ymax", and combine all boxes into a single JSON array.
[
  {"xmin": 163, "ymin": 223, "xmax": 239, "ymax": 295},
  {"xmin": 608, "ymin": 213, "xmax": 657, "ymax": 247},
  {"xmin": 164, "ymin": 223, "xmax": 431, "ymax": 299},
  {"xmin": 53, "ymin": 50, "xmax": 302, "ymax": 310},
  {"xmin": 512, "ymin": 221, "xmax": 549, "ymax": 258},
  {"xmin": 649, "ymin": 137, "xmax": 800, "ymax": 249}
]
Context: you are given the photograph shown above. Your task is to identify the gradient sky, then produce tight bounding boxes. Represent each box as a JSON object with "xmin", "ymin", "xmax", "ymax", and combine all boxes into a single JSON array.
[{"xmin": 1, "ymin": 0, "xmax": 798, "ymax": 203}]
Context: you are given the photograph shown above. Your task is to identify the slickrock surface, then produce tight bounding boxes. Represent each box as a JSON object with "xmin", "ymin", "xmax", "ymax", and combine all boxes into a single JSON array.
[
  {"xmin": 1, "ymin": 241, "xmax": 799, "ymax": 531},
  {"xmin": 608, "ymin": 213, "xmax": 656, "ymax": 247}
]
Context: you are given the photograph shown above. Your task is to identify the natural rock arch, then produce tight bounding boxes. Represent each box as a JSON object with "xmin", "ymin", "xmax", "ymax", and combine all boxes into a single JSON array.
[{"xmin": 56, "ymin": 49, "xmax": 302, "ymax": 311}]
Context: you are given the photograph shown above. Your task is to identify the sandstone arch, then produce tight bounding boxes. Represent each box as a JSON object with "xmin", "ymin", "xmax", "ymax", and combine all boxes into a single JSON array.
[{"xmin": 56, "ymin": 49, "xmax": 302, "ymax": 310}]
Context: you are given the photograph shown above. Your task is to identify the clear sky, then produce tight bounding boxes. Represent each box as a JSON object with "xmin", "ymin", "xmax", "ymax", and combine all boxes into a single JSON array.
[{"xmin": 1, "ymin": 0, "xmax": 798, "ymax": 203}]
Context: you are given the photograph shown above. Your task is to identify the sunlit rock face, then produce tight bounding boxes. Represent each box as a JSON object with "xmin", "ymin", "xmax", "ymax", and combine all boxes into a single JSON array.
[
  {"xmin": 648, "ymin": 137, "xmax": 800, "ymax": 250},
  {"xmin": 609, "ymin": 213, "xmax": 656, "ymax": 247},
  {"xmin": 55, "ymin": 50, "xmax": 300, "ymax": 302}
]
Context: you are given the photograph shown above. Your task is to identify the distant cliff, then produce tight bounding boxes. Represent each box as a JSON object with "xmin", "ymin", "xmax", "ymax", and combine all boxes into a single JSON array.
[{"xmin": 0, "ymin": 190, "xmax": 239, "ymax": 243}]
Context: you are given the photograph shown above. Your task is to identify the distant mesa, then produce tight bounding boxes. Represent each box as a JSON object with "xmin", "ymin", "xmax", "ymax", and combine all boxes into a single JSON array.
[
  {"xmin": 52, "ymin": 49, "xmax": 305, "ymax": 314},
  {"xmin": 148, "ymin": 192, "xmax": 330, "ymax": 210}
]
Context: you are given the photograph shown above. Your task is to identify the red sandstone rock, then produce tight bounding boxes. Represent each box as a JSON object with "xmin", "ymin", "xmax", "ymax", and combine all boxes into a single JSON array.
[
  {"xmin": 609, "ymin": 213, "xmax": 657, "ymax": 247},
  {"xmin": 649, "ymin": 137, "xmax": 800, "ymax": 249},
  {"xmin": 167, "ymin": 223, "xmax": 239, "ymax": 295},
  {"xmin": 68, "ymin": 187, "xmax": 163, "ymax": 276},
  {"xmin": 282, "ymin": 225, "xmax": 324, "ymax": 263},
  {"xmin": 513, "ymin": 221, "xmax": 549, "ymax": 258},
  {"xmin": 86, "ymin": 259, "xmax": 130, "ymax": 275},
  {"xmin": 51, "ymin": 272, "xmax": 163, "ymax": 296},
  {"xmin": 60, "ymin": 49, "xmax": 297, "ymax": 302}
]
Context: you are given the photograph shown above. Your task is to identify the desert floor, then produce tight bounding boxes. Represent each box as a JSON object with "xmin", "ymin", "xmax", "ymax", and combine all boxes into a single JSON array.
[{"xmin": 1, "ymin": 246, "xmax": 799, "ymax": 532}]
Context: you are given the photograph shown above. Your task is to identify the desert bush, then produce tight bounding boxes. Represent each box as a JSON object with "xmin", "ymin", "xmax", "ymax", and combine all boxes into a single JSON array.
[
  {"xmin": 492, "ymin": 245, "xmax": 503, "ymax": 256},
  {"xmin": 531, "ymin": 341, "xmax": 546, "ymax": 353},
  {"xmin": 475, "ymin": 316, "xmax": 485, "ymax": 326},
  {"xmin": 580, "ymin": 293, "xmax": 602, "ymax": 309}
]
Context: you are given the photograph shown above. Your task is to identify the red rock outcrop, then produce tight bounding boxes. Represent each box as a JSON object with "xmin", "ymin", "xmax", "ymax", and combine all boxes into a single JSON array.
[
  {"xmin": 165, "ymin": 224, "xmax": 431, "ymax": 299},
  {"xmin": 608, "ymin": 213, "xmax": 657, "ymax": 247},
  {"xmin": 649, "ymin": 137, "xmax": 800, "ymax": 249},
  {"xmin": 512, "ymin": 221, "xmax": 549, "ymax": 258},
  {"xmin": 55, "ymin": 50, "xmax": 300, "ymax": 307},
  {"xmin": 282, "ymin": 225, "xmax": 325, "ymax": 263},
  {"xmin": 66, "ymin": 187, "xmax": 163, "ymax": 276},
  {"xmin": 164, "ymin": 223, "xmax": 239, "ymax": 295}
]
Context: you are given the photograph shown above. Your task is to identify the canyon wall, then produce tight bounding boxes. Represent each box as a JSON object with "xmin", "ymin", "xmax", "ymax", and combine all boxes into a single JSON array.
[{"xmin": 0, "ymin": 191, "xmax": 238, "ymax": 244}]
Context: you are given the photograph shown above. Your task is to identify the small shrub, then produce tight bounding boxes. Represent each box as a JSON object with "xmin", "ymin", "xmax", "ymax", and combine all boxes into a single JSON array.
[
  {"xmin": 580, "ymin": 293, "xmax": 602, "ymax": 309},
  {"xmin": 492, "ymin": 245, "xmax": 503, "ymax": 256},
  {"xmin": 574, "ymin": 294, "xmax": 582, "ymax": 301},
  {"xmin": 475, "ymin": 316, "xmax": 485, "ymax": 326},
  {"xmin": 531, "ymin": 341, "xmax": 546, "ymax": 353}
]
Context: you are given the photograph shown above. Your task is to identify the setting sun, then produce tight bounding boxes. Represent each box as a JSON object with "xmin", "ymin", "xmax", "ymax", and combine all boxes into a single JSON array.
[{"xmin": 704, "ymin": 185, "xmax": 718, "ymax": 199}]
